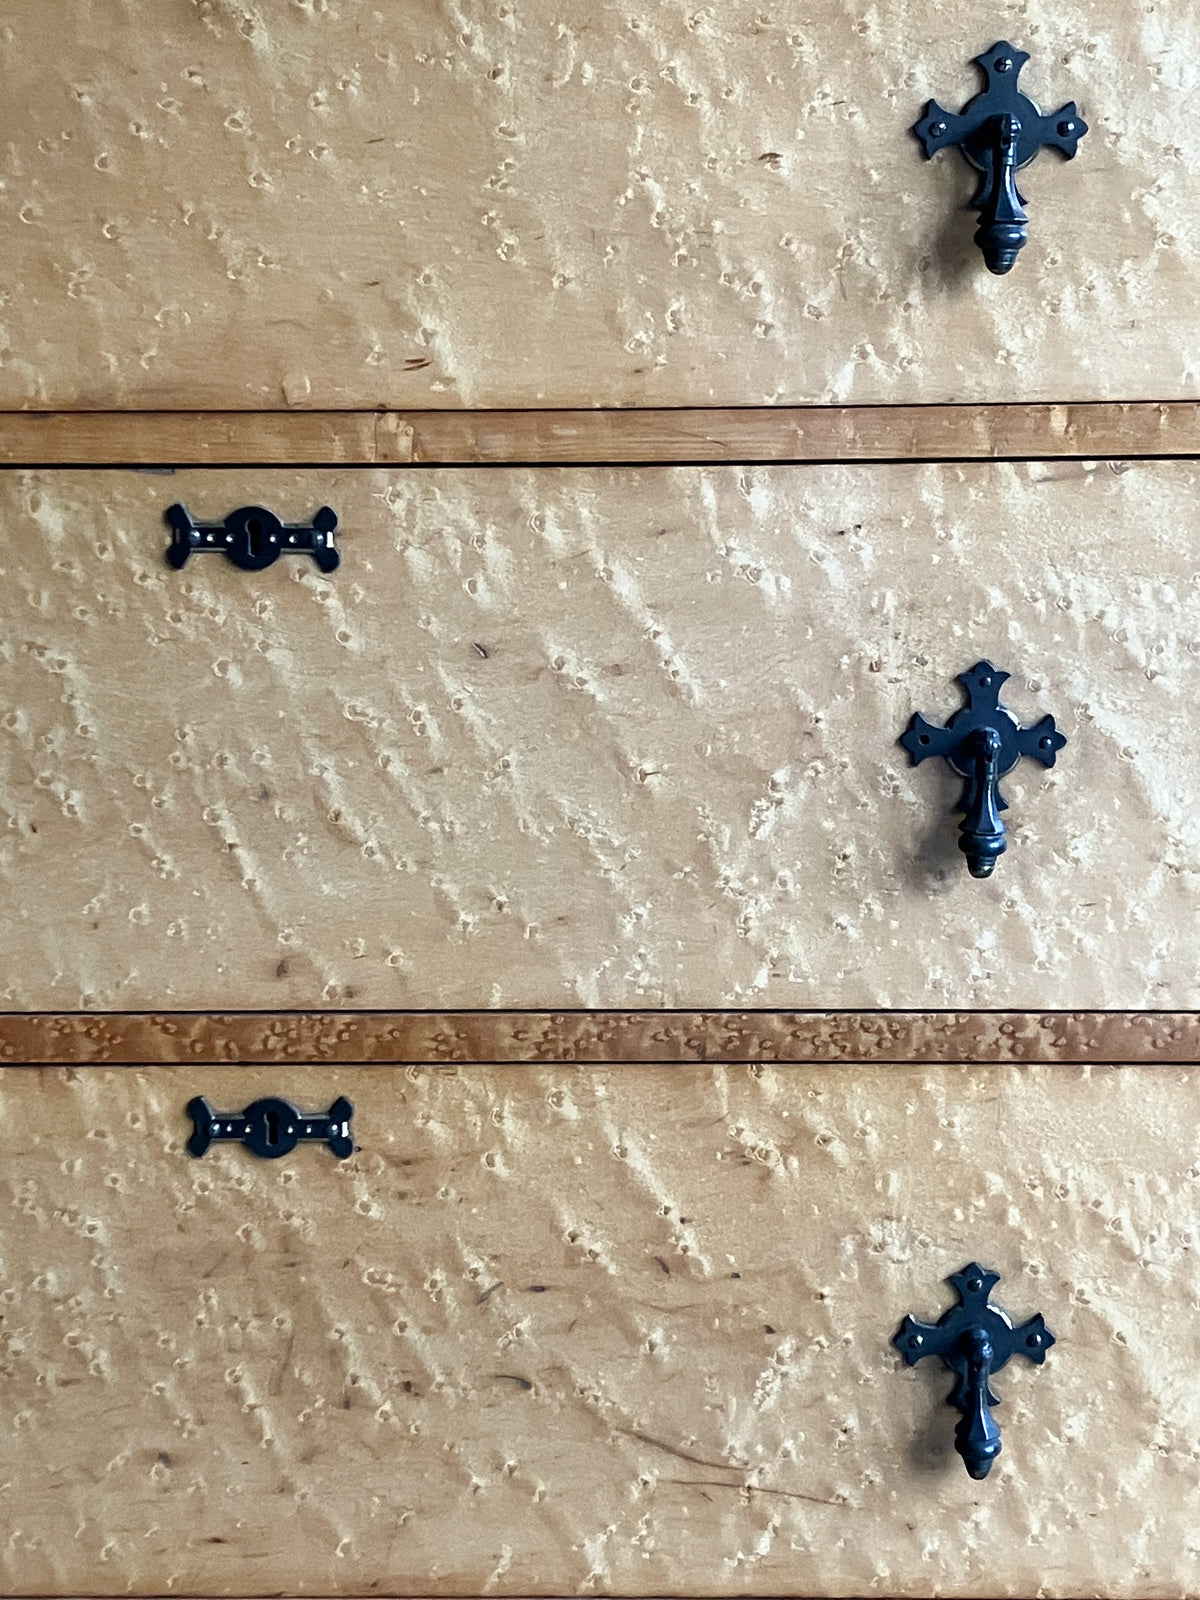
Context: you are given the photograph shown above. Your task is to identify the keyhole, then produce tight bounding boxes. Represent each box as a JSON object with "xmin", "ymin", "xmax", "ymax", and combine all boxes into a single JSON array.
[
  {"xmin": 246, "ymin": 515, "xmax": 263, "ymax": 557},
  {"xmin": 264, "ymin": 1108, "xmax": 280, "ymax": 1146}
]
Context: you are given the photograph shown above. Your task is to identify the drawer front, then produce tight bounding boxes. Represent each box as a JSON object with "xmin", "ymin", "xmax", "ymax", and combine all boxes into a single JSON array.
[
  {"xmin": 2, "ymin": 3, "xmax": 1198, "ymax": 409},
  {"xmin": 2, "ymin": 1060, "xmax": 1197, "ymax": 1597},
  {"xmin": 3, "ymin": 462, "xmax": 1199, "ymax": 1011}
]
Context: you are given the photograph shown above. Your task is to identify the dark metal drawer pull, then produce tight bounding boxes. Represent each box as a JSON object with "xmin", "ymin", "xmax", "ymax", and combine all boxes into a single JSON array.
[
  {"xmin": 894, "ymin": 1263, "xmax": 1054, "ymax": 1480},
  {"xmin": 900, "ymin": 660, "xmax": 1067, "ymax": 879},
  {"xmin": 165, "ymin": 503, "xmax": 339, "ymax": 572},
  {"xmin": 913, "ymin": 43, "xmax": 1087, "ymax": 275},
  {"xmin": 187, "ymin": 1095, "xmax": 354, "ymax": 1159}
]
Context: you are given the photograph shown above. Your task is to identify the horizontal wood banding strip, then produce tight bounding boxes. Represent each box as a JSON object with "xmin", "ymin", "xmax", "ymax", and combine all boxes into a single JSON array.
[
  {"xmin": 3, "ymin": 402, "xmax": 1200, "ymax": 466},
  {"xmin": 1, "ymin": 1011, "xmax": 1197, "ymax": 1065}
]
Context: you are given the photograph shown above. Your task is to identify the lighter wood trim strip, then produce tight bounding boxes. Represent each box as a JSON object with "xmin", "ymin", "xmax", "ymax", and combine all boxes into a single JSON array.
[
  {"xmin": 1, "ymin": 1011, "xmax": 1197, "ymax": 1065},
  {"xmin": 2, "ymin": 402, "xmax": 1200, "ymax": 466}
]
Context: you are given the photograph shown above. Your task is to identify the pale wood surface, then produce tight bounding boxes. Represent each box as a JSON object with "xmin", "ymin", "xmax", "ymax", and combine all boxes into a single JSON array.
[
  {"xmin": 3, "ymin": 1010, "xmax": 1200, "ymax": 1065},
  {"xmin": 3, "ymin": 3, "xmax": 1200, "ymax": 409},
  {"xmin": 4, "ymin": 462, "xmax": 1200, "ymax": 1012},
  {"xmin": 5, "ymin": 402, "xmax": 1200, "ymax": 466},
  {"xmin": 3, "ymin": 1062, "xmax": 1199, "ymax": 1596}
]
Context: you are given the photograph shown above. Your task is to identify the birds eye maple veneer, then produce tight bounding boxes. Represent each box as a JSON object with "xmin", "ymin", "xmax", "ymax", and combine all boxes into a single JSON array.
[
  {"xmin": 4, "ymin": 1, "xmax": 1200, "ymax": 411},
  {"xmin": 0, "ymin": 462, "xmax": 1197, "ymax": 1013},
  {"xmin": 3, "ymin": 461, "xmax": 1200, "ymax": 1599},
  {"xmin": 7, "ymin": 0, "xmax": 1200, "ymax": 1596},
  {"xmin": 1, "ymin": 1058, "xmax": 1197, "ymax": 1598}
]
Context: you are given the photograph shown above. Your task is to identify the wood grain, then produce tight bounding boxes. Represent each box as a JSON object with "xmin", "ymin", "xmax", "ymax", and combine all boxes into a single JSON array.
[
  {"xmin": 2, "ymin": 1010, "xmax": 1199, "ymax": 1065},
  {"xmin": 0, "ymin": 410, "xmax": 389, "ymax": 464},
  {"xmin": 3, "ymin": 402, "xmax": 1200, "ymax": 465},
  {"xmin": 5, "ymin": 462, "xmax": 1200, "ymax": 1012},
  {"xmin": 4, "ymin": 2, "xmax": 1200, "ymax": 410},
  {"xmin": 4, "ymin": 1061, "xmax": 1199, "ymax": 1596}
]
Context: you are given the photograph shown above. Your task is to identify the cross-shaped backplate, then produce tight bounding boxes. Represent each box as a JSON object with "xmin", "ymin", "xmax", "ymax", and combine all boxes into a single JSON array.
[{"xmin": 913, "ymin": 42, "xmax": 1087, "ymax": 210}]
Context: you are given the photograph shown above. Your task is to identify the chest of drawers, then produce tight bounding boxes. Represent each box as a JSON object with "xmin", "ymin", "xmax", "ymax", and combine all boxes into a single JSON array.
[{"xmin": 4, "ymin": 2, "xmax": 1200, "ymax": 1597}]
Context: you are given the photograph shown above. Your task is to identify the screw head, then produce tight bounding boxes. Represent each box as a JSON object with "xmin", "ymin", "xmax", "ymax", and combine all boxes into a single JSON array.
[
  {"xmin": 995, "ymin": 56, "xmax": 1013, "ymax": 72},
  {"xmin": 930, "ymin": 120, "xmax": 947, "ymax": 137},
  {"xmin": 1027, "ymin": 1332, "xmax": 1043, "ymax": 1348},
  {"xmin": 967, "ymin": 1276, "xmax": 984, "ymax": 1292},
  {"xmin": 1059, "ymin": 119, "xmax": 1076, "ymax": 135}
]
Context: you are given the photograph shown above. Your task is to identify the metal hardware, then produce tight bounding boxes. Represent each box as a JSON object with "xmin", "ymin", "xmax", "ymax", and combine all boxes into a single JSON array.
[
  {"xmin": 187, "ymin": 1095, "xmax": 354, "ymax": 1159},
  {"xmin": 913, "ymin": 43, "xmax": 1087, "ymax": 274},
  {"xmin": 894, "ymin": 1263, "xmax": 1054, "ymax": 1480},
  {"xmin": 899, "ymin": 660, "xmax": 1066, "ymax": 879},
  {"xmin": 165, "ymin": 503, "xmax": 339, "ymax": 572}
]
